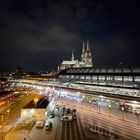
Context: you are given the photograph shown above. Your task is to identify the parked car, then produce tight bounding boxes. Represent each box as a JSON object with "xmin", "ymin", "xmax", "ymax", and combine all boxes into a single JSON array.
[
  {"xmin": 35, "ymin": 121, "xmax": 44, "ymax": 128},
  {"xmin": 56, "ymin": 103, "xmax": 59, "ymax": 108},
  {"xmin": 73, "ymin": 114, "xmax": 77, "ymax": 120},
  {"xmin": 61, "ymin": 115, "xmax": 72, "ymax": 121},
  {"xmin": 63, "ymin": 107, "xmax": 66, "ymax": 112},
  {"xmin": 67, "ymin": 108, "xmax": 71, "ymax": 114},
  {"xmin": 45, "ymin": 121, "xmax": 52, "ymax": 130},
  {"xmin": 49, "ymin": 114, "xmax": 55, "ymax": 118},
  {"xmin": 72, "ymin": 109, "xmax": 76, "ymax": 112}
]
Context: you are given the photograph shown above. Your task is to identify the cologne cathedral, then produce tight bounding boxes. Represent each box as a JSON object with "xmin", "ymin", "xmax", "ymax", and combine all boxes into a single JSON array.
[{"xmin": 57, "ymin": 40, "xmax": 93, "ymax": 72}]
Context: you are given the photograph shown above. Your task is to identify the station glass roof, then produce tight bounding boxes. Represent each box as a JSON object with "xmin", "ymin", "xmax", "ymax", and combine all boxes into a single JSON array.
[{"xmin": 59, "ymin": 67, "xmax": 140, "ymax": 75}]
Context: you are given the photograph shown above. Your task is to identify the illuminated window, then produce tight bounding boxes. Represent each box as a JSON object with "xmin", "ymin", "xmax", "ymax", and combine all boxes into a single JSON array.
[
  {"xmin": 92, "ymin": 76, "xmax": 97, "ymax": 80},
  {"xmin": 106, "ymin": 75, "xmax": 114, "ymax": 81},
  {"xmin": 75, "ymin": 75, "xmax": 80, "ymax": 79},
  {"xmin": 115, "ymin": 76, "xmax": 122, "ymax": 81},
  {"xmin": 66, "ymin": 75, "xmax": 69, "ymax": 79},
  {"xmin": 99, "ymin": 75, "xmax": 105, "ymax": 80},
  {"xmin": 80, "ymin": 76, "xmax": 85, "ymax": 79},
  {"xmin": 134, "ymin": 76, "xmax": 140, "ymax": 82},
  {"xmin": 71, "ymin": 75, "xmax": 74, "ymax": 79},
  {"xmin": 124, "ymin": 76, "xmax": 133, "ymax": 81},
  {"xmin": 85, "ymin": 76, "xmax": 91, "ymax": 80}
]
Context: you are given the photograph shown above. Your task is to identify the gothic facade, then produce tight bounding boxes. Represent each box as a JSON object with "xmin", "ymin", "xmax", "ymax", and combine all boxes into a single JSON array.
[{"xmin": 57, "ymin": 40, "xmax": 93, "ymax": 72}]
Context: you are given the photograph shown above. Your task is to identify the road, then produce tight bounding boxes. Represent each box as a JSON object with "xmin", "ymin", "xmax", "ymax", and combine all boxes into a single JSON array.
[
  {"xmin": 0, "ymin": 90, "xmax": 37, "ymax": 140},
  {"xmin": 3, "ymin": 93, "xmax": 140, "ymax": 140},
  {"xmin": 57, "ymin": 97, "xmax": 140, "ymax": 140},
  {"xmin": 60, "ymin": 95, "xmax": 139, "ymax": 125},
  {"xmin": 6, "ymin": 95, "xmax": 140, "ymax": 140}
]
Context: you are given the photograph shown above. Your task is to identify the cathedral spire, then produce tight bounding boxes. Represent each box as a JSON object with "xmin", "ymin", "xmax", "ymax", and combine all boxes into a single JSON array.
[
  {"xmin": 81, "ymin": 41, "xmax": 85, "ymax": 62},
  {"xmin": 82, "ymin": 41, "xmax": 85, "ymax": 53},
  {"xmin": 71, "ymin": 50, "xmax": 74, "ymax": 61},
  {"xmin": 86, "ymin": 40, "xmax": 90, "ymax": 52}
]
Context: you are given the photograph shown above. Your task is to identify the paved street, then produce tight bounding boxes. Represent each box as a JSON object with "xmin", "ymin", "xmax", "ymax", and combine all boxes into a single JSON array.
[
  {"xmin": 60, "ymin": 94, "xmax": 139, "ymax": 125},
  {"xmin": 57, "ymin": 97, "xmax": 140, "ymax": 140},
  {"xmin": 2, "ymin": 91, "xmax": 140, "ymax": 140},
  {"xmin": 0, "ymin": 90, "xmax": 37, "ymax": 140}
]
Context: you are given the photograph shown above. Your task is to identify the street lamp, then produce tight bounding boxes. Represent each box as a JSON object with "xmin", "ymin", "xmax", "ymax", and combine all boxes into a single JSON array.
[
  {"xmin": 0, "ymin": 114, "xmax": 4, "ymax": 121},
  {"xmin": 58, "ymin": 85, "xmax": 60, "ymax": 98},
  {"xmin": 23, "ymin": 110, "xmax": 27, "ymax": 117},
  {"xmin": 98, "ymin": 102, "xmax": 101, "ymax": 114},
  {"xmin": 6, "ymin": 100, "xmax": 10, "ymax": 119},
  {"xmin": 34, "ymin": 97, "xmax": 39, "ymax": 107},
  {"xmin": 137, "ymin": 111, "xmax": 140, "ymax": 125},
  {"xmin": 81, "ymin": 99, "xmax": 82, "ymax": 109},
  {"xmin": 52, "ymin": 84, "xmax": 55, "ymax": 94},
  {"xmin": 109, "ymin": 104, "xmax": 111, "ymax": 117},
  {"xmin": 7, "ymin": 109, "xmax": 10, "ymax": 116},
  {"xmin": 122, "ymin": 107, "xmax": 124, "ymax": 121},
  {"xmin": 73, "ymin": 97, "xmax": 75, "ymax": 108}
]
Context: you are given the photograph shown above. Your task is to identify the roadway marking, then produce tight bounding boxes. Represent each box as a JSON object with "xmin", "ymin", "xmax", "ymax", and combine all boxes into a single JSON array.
[{"xmin": 78, "ymin": 110, "xmax": 140, "ymax": 140}]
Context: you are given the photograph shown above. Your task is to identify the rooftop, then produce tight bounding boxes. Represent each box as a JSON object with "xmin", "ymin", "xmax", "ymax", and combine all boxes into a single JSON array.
[
  {"xmin": 59, "ymin": 66, "xmax": 140, "ymax": 75},
  {"xmin": 23, "ymin": 97, "xmax": 49, "ymax": 109}
]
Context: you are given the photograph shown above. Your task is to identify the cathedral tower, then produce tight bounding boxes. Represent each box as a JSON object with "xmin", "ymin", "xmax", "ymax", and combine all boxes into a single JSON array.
[
  {"xmin": 58, "ymin": 40, "xmax": 93, "ymax": 72},
  {"xmin": 86, "ymin": 40, "xmax": 93, "ymax": 67},
  {"xmin": 81, "ymin": 41, "xmax": 85, "ymax": 62},
  {"xmin": 81, "ymin": 40, "xmax": 93, "ymax": 67},
  {"xmin": 71, "ymin": 50, "xmax": 74, "ymax": 61}
]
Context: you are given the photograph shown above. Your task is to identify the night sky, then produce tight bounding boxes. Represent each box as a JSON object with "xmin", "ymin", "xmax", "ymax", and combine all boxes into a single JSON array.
[{"xmin": 0, "ymin": 0, "xmax": 139, "ymax": 72}]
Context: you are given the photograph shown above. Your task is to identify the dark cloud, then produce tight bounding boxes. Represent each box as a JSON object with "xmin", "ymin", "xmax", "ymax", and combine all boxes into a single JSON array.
[{"xmin": 0, "ymin": 0, "xmax": 139, "ymax": 72}]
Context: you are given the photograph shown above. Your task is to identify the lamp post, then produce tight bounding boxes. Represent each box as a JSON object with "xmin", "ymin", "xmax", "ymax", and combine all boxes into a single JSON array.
[
  {"xmin": 73, "ymin": 97, "xmax": 75, "ymax": 108},
  {"xmin": 98, "ymin": 102, "xmax": 101, "ymax": 114},
  {"xmin": 52, "ymin": 84, "xmax": 55, "ymax": 95},
  {"xmin": 81, "ymin": 99, "xmax": 82, "ymax": 109},
  {"xmin": 122, "ymin": 107, "xmax": 124, "ymax": 121},
  {"xmin": 7, "ymin": 109, "xmax": 10, "ymax": 116},
  {"xmin": 58, "ymin": 85, "xmax": 60, "ymax": 99},
  {"xmin": 137, "ymin": 111, "xmax": 140, "ymax": 125},
  {"xmin": 109, "ymin": 104, "xmax": 111, "ymax": 117},
  {"xmin": 6, "ymin": 100, "xmax": 10, "ymax": 120},
  {"xmin": 34, "ymin": 97, "xmax": 39, "ymax": 107},
  {"xmin": 0, "ymin": 114, "xmax": 4, "ymax": 121}
]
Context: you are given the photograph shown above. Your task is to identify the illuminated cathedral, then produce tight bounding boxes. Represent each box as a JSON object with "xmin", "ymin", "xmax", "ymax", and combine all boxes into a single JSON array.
[{"xmin": 57, "ymin": 40, "xmax": 93, "ymax": 72}]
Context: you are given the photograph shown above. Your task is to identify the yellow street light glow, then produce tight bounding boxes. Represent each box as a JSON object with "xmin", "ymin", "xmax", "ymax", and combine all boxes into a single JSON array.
[
  {"xmin": 34, "ymin": 97, "xmax": 39, "ymax": 103},
  {"xmin": 30, "ymin": 109, "xmax": 35, "ymax": 114},
  {"xmin": 23, "ymin": 110, "xmax": 27, "ymax": 116},
  {"xmin": 7, "ymin": 109, "xmax": 10, "ymax": 113}
]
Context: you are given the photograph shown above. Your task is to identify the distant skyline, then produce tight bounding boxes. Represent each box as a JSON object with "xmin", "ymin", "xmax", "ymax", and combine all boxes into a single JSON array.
[{"xmin": 0, "ymin": 0, "xmax": 139, "ymax": 72}]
